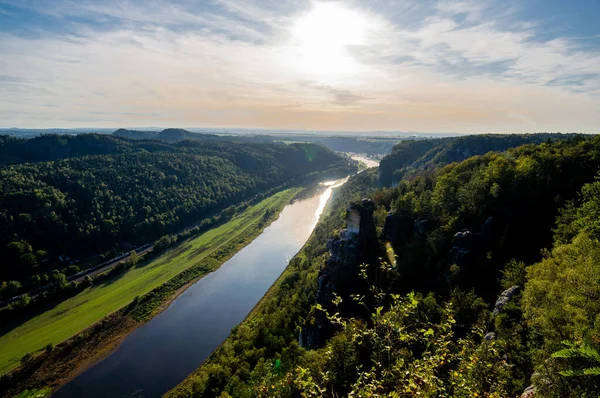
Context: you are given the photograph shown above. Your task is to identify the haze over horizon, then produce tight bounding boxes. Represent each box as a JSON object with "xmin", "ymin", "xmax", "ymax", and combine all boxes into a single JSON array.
[{"xmin": 1, "ymin": 0, "xmax": 599, "ymax": 133}]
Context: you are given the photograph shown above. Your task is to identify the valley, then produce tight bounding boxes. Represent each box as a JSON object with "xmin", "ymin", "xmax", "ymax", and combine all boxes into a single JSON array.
[
  {"xmin": 2, "ymin": 132, "xmax": 600, "ymax": 398},
  {"xmin": 2, "ymin": 1, "xmax": 598, "ymax": 396}
]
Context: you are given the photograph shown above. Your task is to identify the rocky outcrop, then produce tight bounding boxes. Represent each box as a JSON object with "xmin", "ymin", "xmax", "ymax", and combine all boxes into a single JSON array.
[
  {"xmin": 414, "ymin": 219, "xmax": 435, "ymax": 235},
  {"xmin": 448, "ymin": 216, "xmax": 502, "ymax": 272},
  {"xmin": 300, "ymin": 199, "xmax": 377, "ymax": 349},
  {"xmin": 449, "ymin": 230, "xmax": 480, "ymax": 269},
  {"xmin": 493, "ymin": 286, "xmax": 520, "ymax": 316},
  {"xmin": 452, "ymin": 230, "xmax": 479, "ymax": 250},
  {"xmin": 520, "ymin": 385, "xmax": 536, "ymax": 398},
  {"xmin": 346, "ymin": 206, "xmax": 361, "ymax": 234}
]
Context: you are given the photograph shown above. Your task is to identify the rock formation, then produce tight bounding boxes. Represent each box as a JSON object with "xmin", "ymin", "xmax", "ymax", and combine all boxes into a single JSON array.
[
  {"xmin": 449, "ymin": 230, "xmax": 480, "ymax": 269},
  {"xmin": 414, "ymin": 219, "xmax": 435, "ymax": 235},
  {"xmin": 520, "ymin": 385, "xmax": 536, "ymax": 398},
  {"xmin": 300, "ymin": 199, "xmax": 377, "ymax": 349},
  {"xmin": 493, "ymin": 285, "xmax": 521, "ymax": 316}
]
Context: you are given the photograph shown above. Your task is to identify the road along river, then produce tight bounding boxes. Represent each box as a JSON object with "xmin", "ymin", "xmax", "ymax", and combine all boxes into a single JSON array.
[{"xmin": 54, "ymin": 179, "xmax": 347, "ymax": 398}]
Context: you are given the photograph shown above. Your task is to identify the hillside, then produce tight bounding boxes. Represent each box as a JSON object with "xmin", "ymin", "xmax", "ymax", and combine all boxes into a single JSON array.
[
  {"xmin": 112, "ymin": 128, "xmax": 158, "ymax": 140},
  {"xmin": 169, "ymin": 134, "xmax": 600, "ymax": 398},
  {"xmin": 0, "ymin": 136, "xmax": 354, "ymax": 297},
  {"xmin": 0, "ymin": 188, "xmax": 302, "ymax": 380},
  {"xmin": 0, "ymin": 134, "xmax": 139, "ymax": 165},
  {"xmin": 378, "ymin": 133, "xmax": 580, "ymax": 186}
]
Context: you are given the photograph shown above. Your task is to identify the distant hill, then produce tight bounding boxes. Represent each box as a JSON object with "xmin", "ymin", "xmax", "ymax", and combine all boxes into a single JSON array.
[
  {"xmin": 156, "ymin": 128, "xmax": 219, "ymax": 142},
  {"xmin": 0, "ymin": 134, "xmax": 143, "ymax": 165},
  {"xmin": 0, "ymin": 128, "xmax": 114, "ymax": 138},
  {"xmin": 112, "ymin": 128, "xmax": 158, "ymax": 140},
  {"xmin": 0, "ymin": 133, "xmax": 226, "ymax": 165},
  {"xmin": 113, "ymin": 128, "xmax": 220, "ymax": 142}
]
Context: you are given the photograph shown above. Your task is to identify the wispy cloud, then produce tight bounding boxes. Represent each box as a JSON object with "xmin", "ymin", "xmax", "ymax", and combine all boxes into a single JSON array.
[{"xmin": 0, "ymin": 0, "xmax": 599, "ymax": 132}]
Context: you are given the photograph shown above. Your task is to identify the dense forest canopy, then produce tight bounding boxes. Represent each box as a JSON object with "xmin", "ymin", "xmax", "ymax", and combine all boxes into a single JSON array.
[
  {"xmin": 170, "ymin": 134, "xmax": 600, "ymax": 398},
  {"xmin": 378, "ymin": 133, "xmax": 581, "ymax": 186},
  {"xmin": 0, "ymin": 134, "xmax": 354, "ymax": 292},
  {"xmin": 0, "ymin": 133, "xmax": 239, "ymax": 165}
]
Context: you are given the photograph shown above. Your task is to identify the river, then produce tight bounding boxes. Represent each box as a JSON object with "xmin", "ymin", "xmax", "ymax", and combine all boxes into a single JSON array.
[{"xmin": 53, "ymin": 179, "xmax": 346, "ymax": 398}]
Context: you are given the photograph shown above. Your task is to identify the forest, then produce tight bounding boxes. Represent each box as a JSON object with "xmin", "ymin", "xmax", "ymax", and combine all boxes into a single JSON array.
[
  {"xmin": 169, "ymin": 134, "xmax": 600, "ymax": 398},
  {"xmin": 378, "ymin": 133, "xmax": 579, "ymax": 186},
  {"xmin": 0, "ymin": 134, "xmax": 354, "ymax": 300}
]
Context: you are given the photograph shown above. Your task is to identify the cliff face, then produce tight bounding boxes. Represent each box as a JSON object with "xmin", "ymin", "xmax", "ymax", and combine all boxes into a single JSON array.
[
  {"xmin": 300, "ymin": 197, "xmax": 506, "ymax": 349},
  {"xmin": 300, "ymin": 199, "xmax": 377, "ymax": 349}
]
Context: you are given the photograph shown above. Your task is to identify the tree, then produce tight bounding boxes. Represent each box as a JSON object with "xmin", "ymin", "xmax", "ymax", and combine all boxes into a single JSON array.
[
  {"xmin": 6, "ymin": 241, "xmax": 33, "ymax": 269},
  {"xmin": 20, "ymin": 352, "xmax": 35, "ymax": 368},
  {"xmin": 50, "ymin": 270, "xmax": 68, "ymax": 291},
  {"xmin": 16, "ymin": 294, "xmax": 31, "ymax": 308},
  {"xmin": 66, "ymin": 265, "xmax": 80, "ymax": 276},
  {"xmin": 1, "ymin": 280, "xmax": 22, "ymax": 297},
  {"xmin": 129, "ymin": 250, "xmax": 140, "ymax": 266},
  {"xmin": 523, "ymin": 233, "xmax": 600, "ymax": 355}
]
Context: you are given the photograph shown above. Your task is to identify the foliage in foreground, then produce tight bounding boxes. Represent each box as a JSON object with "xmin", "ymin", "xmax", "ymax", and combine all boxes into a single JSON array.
[
  {"xmin": 255, "ymin": 264, "xmax": 512, "ymax": 398},
  {"xmin": 11, "ymin": 389, "xmax": 50, "ymax": 398}
]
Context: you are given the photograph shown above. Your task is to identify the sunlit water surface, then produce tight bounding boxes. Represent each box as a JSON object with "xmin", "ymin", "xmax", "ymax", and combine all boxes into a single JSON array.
[{"xmin": 54, "ymin": 179, "xmax": 346, "ymax": 398}]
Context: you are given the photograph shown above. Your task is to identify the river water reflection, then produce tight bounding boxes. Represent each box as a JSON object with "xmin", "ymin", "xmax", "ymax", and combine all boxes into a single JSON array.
[{"xmin": 54, "ymin": 179, "xmax": 346, "ymax": 398}]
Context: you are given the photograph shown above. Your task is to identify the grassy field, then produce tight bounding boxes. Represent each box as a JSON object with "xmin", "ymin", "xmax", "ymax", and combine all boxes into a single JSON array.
[{"xmin": 0, "ymin": 188, "xmax": 301, "ymax": 375}]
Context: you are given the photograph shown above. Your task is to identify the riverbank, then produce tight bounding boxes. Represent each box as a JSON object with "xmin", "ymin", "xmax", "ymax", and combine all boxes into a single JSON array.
[
  {"xmin": 0, "ymin": 187, "xmax": 303, "ymax": 398},
  {"xmin": 54, "ymin": 179, "xmax": 346, "ymax": 398},
  {"xmin": 164, "ymin": 177, "xmax": 356, "ymax": 397},
  {"xmin": 163, "ymin": 170, "xmax": 381, "ymax": 397}
]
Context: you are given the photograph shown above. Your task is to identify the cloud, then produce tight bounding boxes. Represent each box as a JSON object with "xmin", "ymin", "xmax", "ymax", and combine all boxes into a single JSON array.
[
  {"xmin": 376, "ymin": 1, "xmax": 600, "ymax": 95},
  {"xmin": 0, "ymin": 0, "xmax": 599, "ymax": 131},
  {"xmin": 328, "ymin": 89, "xmax": 368, "ymax": 106},
  {"xmin": 299, "ymin": 82, "xmax": 369, "ymax": 106}
]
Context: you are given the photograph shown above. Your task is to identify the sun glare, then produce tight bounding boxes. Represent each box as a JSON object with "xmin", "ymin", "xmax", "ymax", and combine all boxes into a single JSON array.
[{"xmin": 291, "ymin": 2, "xmax": 368, "ymax": 81}]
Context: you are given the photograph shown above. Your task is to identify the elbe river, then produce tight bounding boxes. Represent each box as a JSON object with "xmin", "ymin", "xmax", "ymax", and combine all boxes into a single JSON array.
[{"xmin": 54, "ymin": 178, "xmax": 347, "ymax": 398}]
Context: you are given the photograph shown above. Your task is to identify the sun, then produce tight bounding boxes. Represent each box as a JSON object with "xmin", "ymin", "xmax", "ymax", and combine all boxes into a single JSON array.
[{"xmin": 291, "ymin": 2, "xmax": 368, "ymax": 81}]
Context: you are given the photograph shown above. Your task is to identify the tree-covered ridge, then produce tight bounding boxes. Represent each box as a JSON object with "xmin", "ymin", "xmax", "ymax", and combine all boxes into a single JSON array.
[
  {"xmin": 0, "ymin": 138, "xmax": 353, "ymax": 291},
  {"xmin": 381, "ymin": 135, "xmax": 600, "ymax": 298},
  {"xmin": 0, "ymin": 134, "xmax": 137, "ymax": 165},
  {"xmin": 113, "ymin": 128, "xmax": 221, "ymax": 142},
  {"xmin": 0, "ymin": 132, "xmax": 251, "ymax": 165},
  {"xmin": 169, "ymin": 134, "xmax": 600, "ymax": 397},
  {"xmin": 378, "ymin": 133, "xmax": 581, "ymax": 186}
]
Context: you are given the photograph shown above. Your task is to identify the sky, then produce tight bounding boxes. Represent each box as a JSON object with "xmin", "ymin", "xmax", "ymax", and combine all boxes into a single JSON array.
[{"xmin": 0, "ymin": 0, "xmax": 599, "ymax": 133}]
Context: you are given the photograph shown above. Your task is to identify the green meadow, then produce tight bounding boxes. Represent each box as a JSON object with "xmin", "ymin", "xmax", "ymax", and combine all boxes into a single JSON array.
[{"xmin": 0, "ymin": 188, "xmax": 300, "ymax": 375}]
